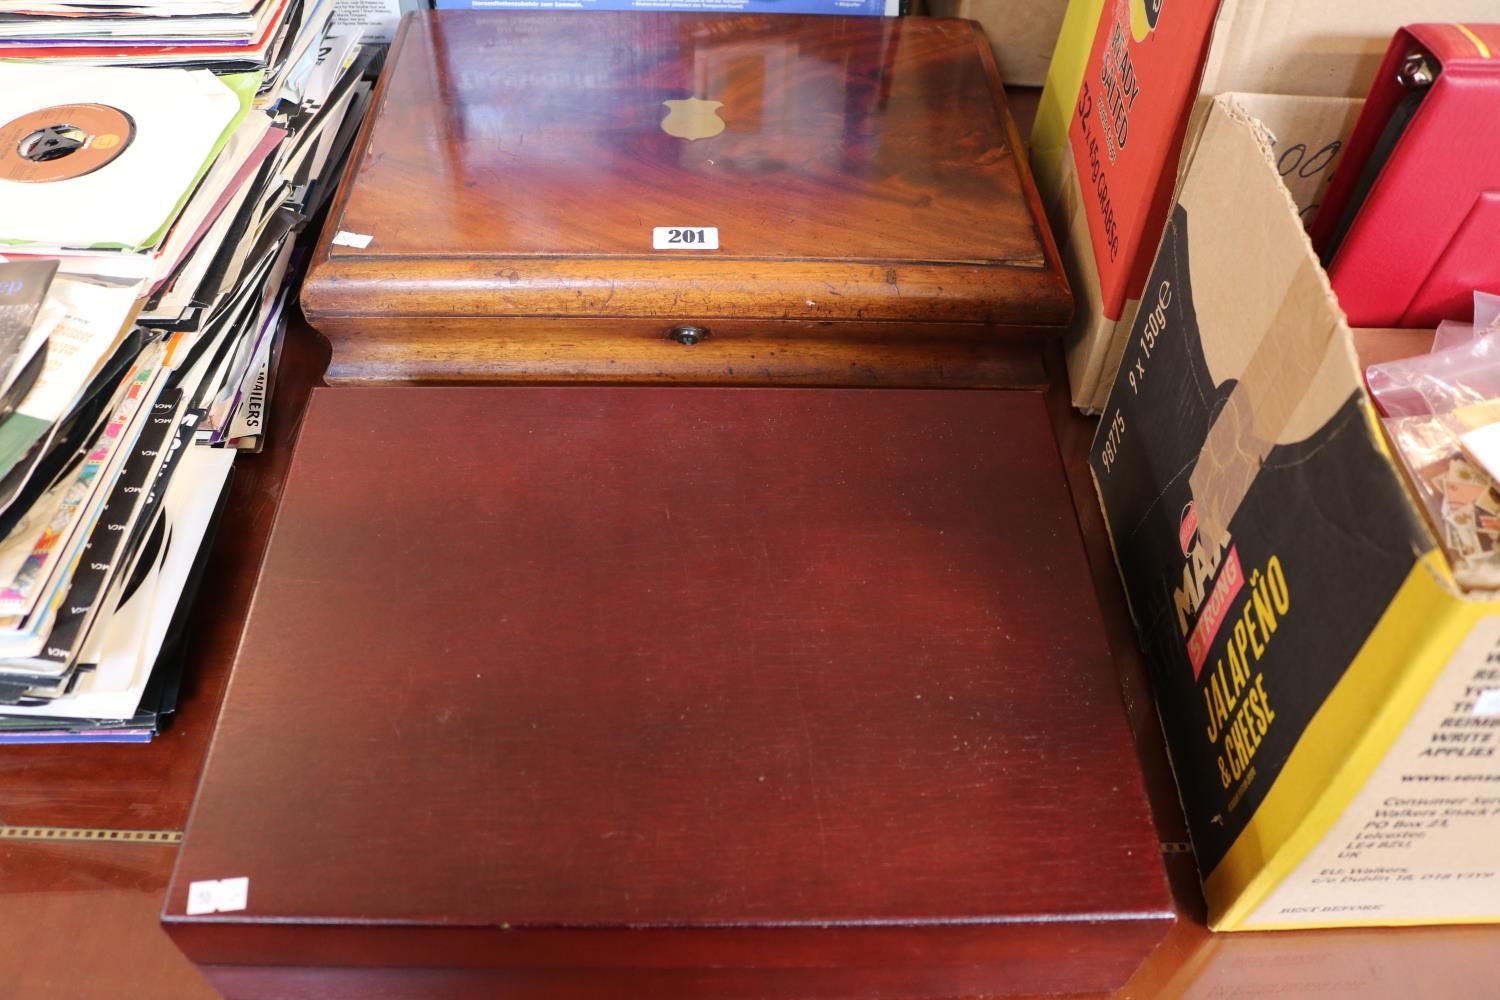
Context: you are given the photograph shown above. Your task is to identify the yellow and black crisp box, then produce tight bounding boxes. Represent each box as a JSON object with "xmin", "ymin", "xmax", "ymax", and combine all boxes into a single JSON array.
[{"xmin": 1090, "ymin": 93, "xmax": 1500, "ymax": 931}]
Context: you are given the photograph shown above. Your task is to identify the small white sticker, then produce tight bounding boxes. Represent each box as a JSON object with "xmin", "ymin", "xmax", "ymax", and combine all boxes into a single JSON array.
[
  {"xmin": 332, "ymin": 230, "xmax": 374, "ymax": 249},
  {"xmin": 216, "ymin": 876, "xmax": 250, "ymax": 912},
  {"xmin": 652, "ymin": 226, "xmax": 719, "ymax": 250},
  {"xmin": 186, "ymin": 880, "xmax": 219, "ymax": 915},
  {"xmin": 1475, "ymin": 689, "xmax": 1500, "ymax": 715},
  {"xmin": 186, "ymin": 876, "xmax": 250, "ymax": 915}
]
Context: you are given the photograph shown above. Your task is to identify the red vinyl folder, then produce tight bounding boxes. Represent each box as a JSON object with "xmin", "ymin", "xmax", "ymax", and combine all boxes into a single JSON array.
[{"xmin": 1312, "ymin": 23, "xmax": 1500, "ymax": 329}]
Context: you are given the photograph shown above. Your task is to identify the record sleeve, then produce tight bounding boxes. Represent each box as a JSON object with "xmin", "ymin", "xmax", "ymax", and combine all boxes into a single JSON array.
[{"xmin": 0, "ymin": 62, "xmax": 244, "ymax": 251}]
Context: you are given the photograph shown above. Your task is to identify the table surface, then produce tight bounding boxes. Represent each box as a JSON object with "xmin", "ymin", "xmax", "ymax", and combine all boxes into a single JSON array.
[{"xmin": 4, "ymin": 88, "xmax": 1500, "ymax": 1000}]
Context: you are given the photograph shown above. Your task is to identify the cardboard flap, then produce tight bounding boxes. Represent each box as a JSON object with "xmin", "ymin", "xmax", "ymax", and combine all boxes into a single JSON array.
[
  {"xmin": 1226, "ymin": 93, "xmax": 1363, "ymax": 225},
  {"xmin": 1181, "ymin": 97, "xmax": 1364, "ymax": 548},
  {"xmin": 1201, "ymin": 0, "xmax": 1500, "ymax": 99}
]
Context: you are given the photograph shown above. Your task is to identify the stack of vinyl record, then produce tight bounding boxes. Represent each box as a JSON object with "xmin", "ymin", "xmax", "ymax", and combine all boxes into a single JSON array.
[
  {"xmin": 0, "ymin": 0, "xmax": 332, "ymax": 97},
  {"xmin": 0, "ymin": 31, "xmax": 374, "ymax": 742}
]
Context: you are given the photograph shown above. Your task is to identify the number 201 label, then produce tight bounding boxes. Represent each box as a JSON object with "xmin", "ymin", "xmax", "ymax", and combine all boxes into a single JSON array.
[{"xmin": 653, "ymin": 226, "xmax": 719, "ymax": 250}]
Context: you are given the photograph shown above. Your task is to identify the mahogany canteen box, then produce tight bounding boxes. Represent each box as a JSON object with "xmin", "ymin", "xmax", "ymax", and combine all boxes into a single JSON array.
[
  {"xmin": 299, "ymin": 11, "xmax": 1071, "ymax": 387},
  {"xmin": 162, "ymin": 386, "xmax": 1171, "ymax": 998}
]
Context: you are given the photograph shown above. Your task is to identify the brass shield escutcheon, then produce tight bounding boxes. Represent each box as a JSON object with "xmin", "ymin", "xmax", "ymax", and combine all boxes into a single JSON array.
[{"xmin": 661, "ymin": 98, "xmax": 725, "ymax": 141}]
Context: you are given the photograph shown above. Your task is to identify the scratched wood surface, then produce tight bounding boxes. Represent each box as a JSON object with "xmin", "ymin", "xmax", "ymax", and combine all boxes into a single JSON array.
[
  {"xmin": 164, "ymin": 385, "xmax": 1169, "ymax": 995},
  {"xmin": 300, "ymin": 12, "xmax": 1070, "ymax": 386}
]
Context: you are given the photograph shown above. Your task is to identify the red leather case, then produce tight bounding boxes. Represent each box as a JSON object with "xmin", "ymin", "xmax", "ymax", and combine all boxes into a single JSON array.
[{"xmin": 1311, "ymin": 23, "xmax": 1500, "ymax": 328}]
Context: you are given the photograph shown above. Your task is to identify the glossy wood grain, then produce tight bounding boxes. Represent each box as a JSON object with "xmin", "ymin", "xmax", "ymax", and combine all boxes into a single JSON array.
[
  {"xmin": 1159, "ymin": 923, "xmax": 1500, "ymax": 999},
  {"xmin": 0, "ymin": 323, "xmax": 328, "ymax": 833},
  {"xmin": 164, "ymin": 385, "xmax": 1169, "ymax": 994},
  {"xmin": 200, "ymin": 963, "xmax": 1109, "ymax": 1000},
  {"xmin": 343, "ymin": 14, "xmax": 1042, "ymax": 265},
  {"xmin": 322, "ymin": 316, "xmax": 1050, "ymax": 385},
  {"xmin": 0, "ymin": 840, "xmax": 218, "ymax": 1000},
  {"xmin": 301, "ymin": 12, "xmax": 1071, "ymax": 386}
]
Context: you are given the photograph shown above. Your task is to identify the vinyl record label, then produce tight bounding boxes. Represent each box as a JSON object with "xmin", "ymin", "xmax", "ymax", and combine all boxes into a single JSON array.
[{"xmin": 0, "ymin": 104, "xmax": 134, "ymax": 184}]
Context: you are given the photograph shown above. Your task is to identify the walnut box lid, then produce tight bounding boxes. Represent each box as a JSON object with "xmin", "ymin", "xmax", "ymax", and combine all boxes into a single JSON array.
[{"xmin": 301, "ymin": 12, "xmax": 1071, "ymax": 385}]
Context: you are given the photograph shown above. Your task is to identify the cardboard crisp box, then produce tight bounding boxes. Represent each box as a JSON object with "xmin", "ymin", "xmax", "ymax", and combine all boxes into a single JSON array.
[
  {"xmin": 925, "ymin": 0, "xmax": 1068, "ymax": 86},
  {"xmin": 1090, "ymin": 93, "xmax": 1500, "ymax": 931},
  {"xmin": 1032, "ymin": 0, "xmax": 1500, "ymax": 411}
]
